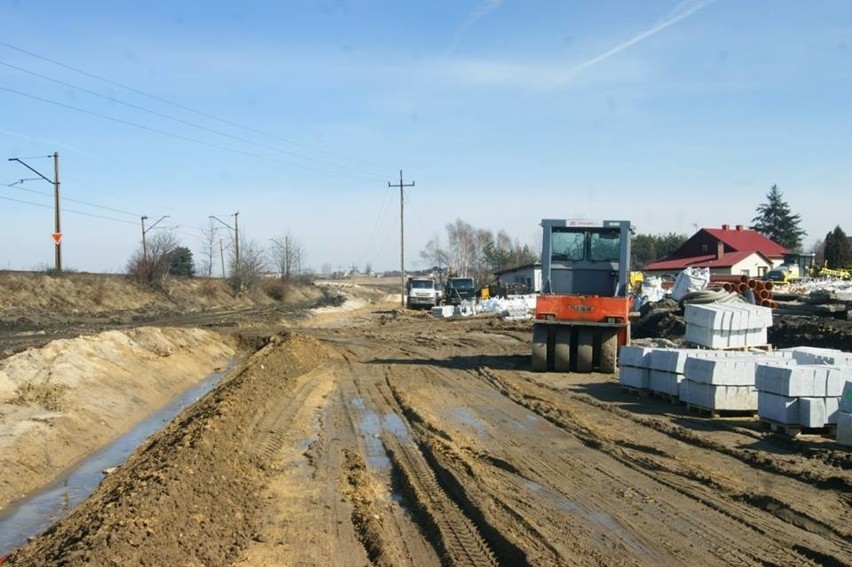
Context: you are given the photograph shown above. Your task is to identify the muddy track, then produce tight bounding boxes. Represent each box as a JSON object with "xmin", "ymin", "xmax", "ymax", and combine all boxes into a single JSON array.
[{"xmin": 5, "ymin": 309, "xmax": 852, "ymax": 566}]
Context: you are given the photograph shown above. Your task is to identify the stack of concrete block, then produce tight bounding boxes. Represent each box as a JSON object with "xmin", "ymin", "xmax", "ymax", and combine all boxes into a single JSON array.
[
  {"xmin": 684, "ymin": 303, "xmax": 773, "ymax": 349},
  {"xmin": 618, "ymin": 346, "xmax": 655, "ymax": 390},
  {"xmin": 647, "ymin": 348, "xmax": 728, "ymax": 398},
  {"xmin": 756, "ymin": 363, "xmax": 852, "ymax": 427},
  {"xmin": 780, "ymin": 346, "xmax": 852, "ymax": 366},
  {"xmin": 682, "ymin": 353, "xmax": 795, "ymax": 412},
  {"xmin": 836, "ymin": 381, "xmax": 852, "ymax": 446},
  {"xmin": 619, "ymin": 347, "xmax": 735, "ymax": 398}
]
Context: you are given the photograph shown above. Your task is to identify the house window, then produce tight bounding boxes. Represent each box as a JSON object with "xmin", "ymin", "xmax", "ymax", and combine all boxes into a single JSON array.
[
  {"xmin": 701, "ymin": 243, "xmax": 709, "ymax": 253},
  {"xmin": 758, "ymin": 266, "xmax": 767, "ymax": 277},
  {"xmin": 741, "ymin": 269, "xmax": 750, "ymax": 277}
]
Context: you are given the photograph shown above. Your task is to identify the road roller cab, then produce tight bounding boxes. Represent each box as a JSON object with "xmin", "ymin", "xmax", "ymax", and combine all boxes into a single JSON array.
[{"xmin": 532, "ymin": 219, "xmax": 632, "ymax": 373}]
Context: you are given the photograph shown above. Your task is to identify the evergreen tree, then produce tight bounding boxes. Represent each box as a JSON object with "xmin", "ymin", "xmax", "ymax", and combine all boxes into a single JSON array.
[
  {"xmin": 168, "ymin": 247, "xmax": 195, "ymax": 277},
  {"xmin": 749, "ymin": 185, "xmax": 806, "ymax": 250},
  {"xmin": 823, "ymin": 225, "xmax": 851, "ymax": 269},
  {"xmin": 631, "ymin": 232, "xmax": 688, "ymax": 269}
]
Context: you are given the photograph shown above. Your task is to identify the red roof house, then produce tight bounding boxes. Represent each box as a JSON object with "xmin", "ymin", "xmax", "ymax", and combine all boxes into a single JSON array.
[{"xmin": 644, "ymin": 224, "xmax": 789, "ymax": 278}]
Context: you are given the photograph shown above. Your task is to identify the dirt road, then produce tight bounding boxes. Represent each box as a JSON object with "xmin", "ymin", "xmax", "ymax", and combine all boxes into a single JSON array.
[{"xmin": 4, "ymin": 301, "xmax": 852, "ymax": 566}]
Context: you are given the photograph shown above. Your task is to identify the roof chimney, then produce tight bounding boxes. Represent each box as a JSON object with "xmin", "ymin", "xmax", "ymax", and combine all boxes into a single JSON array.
[
  {"xmin": 722, "ymin": 224, "xmax": 730, "ymax": 230},
  {"xmin": 735, "ymin": 224, "xmax": 744, "ymax": 231}
]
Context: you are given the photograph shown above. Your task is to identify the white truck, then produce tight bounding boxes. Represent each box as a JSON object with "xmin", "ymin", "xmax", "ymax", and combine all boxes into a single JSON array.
[{"xmin": 406, "ymin": 277, "xmax": 442, "ymax": 309}]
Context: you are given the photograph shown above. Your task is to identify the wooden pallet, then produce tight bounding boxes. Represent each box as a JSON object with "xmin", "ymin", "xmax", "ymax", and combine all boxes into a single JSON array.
[
  {"xmin": 686, "ymin": 404, "xmax": 756, "ymax": 419},
  {"xmin": 620, "ymin": 385, "xmax": 650, "ymax": 398},
  {"xmin": 760, "ymin": 418, "xmax": 837, "ymax": 438},
  {"xmin": 650, "ymin": 390, "xmax": 681, "ymax": 404}
]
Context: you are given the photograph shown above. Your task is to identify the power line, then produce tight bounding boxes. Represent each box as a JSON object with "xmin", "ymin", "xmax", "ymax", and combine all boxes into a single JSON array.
[
  {"xmin": 1, "ymin": 85, "xmax": 360, "ymax": 174},
  {"xmin": 0, "ymin": 40, "xmax": 384, "ymax": 171},
  {"xmin": 0, "ymin": 59, "xmax": 384, "ymax": 180},
  {"xmin": 0, "ymin": 193, "xmax": 136, "ymax": 224},
  {"xmin": 3, "ymin": 180, "xmax": 140, "ymax": 217}
]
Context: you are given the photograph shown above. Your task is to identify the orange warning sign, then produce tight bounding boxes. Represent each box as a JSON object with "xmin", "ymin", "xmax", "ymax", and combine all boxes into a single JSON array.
[{"xmin": 51, "ymin": 233, "xmax": 62, "ymax": 245}]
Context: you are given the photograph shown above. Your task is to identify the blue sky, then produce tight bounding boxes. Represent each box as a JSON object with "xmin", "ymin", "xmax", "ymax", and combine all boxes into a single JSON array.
[{"xmin": 2, "ymin": 0, "xmax": 850, "ymax": 274}]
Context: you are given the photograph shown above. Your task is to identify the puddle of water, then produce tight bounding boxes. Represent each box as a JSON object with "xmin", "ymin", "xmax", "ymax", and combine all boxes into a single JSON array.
[
  {"xmin": 382, "ymin": 413, "xmax": 410, "ymax": 440},
  {"xmin": 349, "ymin": 398, "xmax": 411, "ymax": 471},
  {"xmin": 0, "ymin": 363, "xmax": 235, "ymax": 557},
  {"xmin": 360, "ymin": 411, "xmax": 390, "ymax": 470}
]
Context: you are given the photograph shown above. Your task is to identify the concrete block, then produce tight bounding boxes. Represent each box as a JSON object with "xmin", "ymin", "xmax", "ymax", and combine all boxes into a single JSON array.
[
  {"xmin": 649, "ymin": 349, "xmax": 688, "ymax": 373},
  {"xmin": 650, "ymin": 369, "xmax": 681, "ymax": 397},
  {"xmin": 684, "ymin": 357, "xmax": 756, "ymax": 386},
  {"xmin": 619, "ymin": 346, "xmax": 654, "ymax": 369},
  {"xmin": 682, "ymin": 380, "xmax": 757, "ymax": 411},
  {"xmin": 431, "ymin": 305, "xmax": 454, "ymax": 317},
  {"xmin": 836, "ymin": 412, "xmax": 852, "ymax": 446},
  {"xmin": 619, "ymin": 366, "xmax": 650, "ymax": 389},
  {"xmin": 826, "ymin": 396, "xmax": 840, "ymax": 424},
  {"xmin": 684, "ymin": 304, "xmax": 727, "ymax": 330},
  {"xmin": 841, "ymin": 381, "xmax": 852, "ymax": 413},
  {"xmin": 781, "ymin": 346, "xmax": 850, "ymax": 366},
  {"xmin": 758, "ymin": 391, "xmax": 799, "ymax": 424},
  {"xmin": 825, "ymin": 367, "xmax": 852, "ymax": 396},
  {"xmin": 684, "ymin": 324, "xmax": 727, "ymax": 348},
  {"xmin": 798, "ymin": 398, "xmax": 828, "ymax": 428},
  {"xmin": 756, "ymin": 364, "xmax": 819, "ymax": 397},
  {"xmin": 747, "ymin": 303, "xmax": 774, "ymax": 327},
  {"xmin": 728, "ymin": 329, "xmax": 747, "ymax": 348}
]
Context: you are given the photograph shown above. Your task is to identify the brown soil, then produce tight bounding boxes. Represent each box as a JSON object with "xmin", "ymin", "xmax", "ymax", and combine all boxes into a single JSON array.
[{"xmin": 1, "ymin": 273, "xmax": 851, "ymax": 566}]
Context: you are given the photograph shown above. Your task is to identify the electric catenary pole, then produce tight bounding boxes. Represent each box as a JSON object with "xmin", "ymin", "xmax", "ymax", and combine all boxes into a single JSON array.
[
  {"xmin": 8, "ymin": 152, "xmax": 62, "ymax": 271},
  {"xmin": 388, "ymin": 170, "xmax": 414, "ymax": 307},
  {"xmin": 209, "ymin": 212, "xmax": 239, "ymax": 274},
  {"xmin": 141, "ymin": 215, "xmax": 169, "ymax": 278}
]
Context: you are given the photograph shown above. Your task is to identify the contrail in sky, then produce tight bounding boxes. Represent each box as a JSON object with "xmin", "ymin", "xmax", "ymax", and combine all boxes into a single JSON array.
[
  {"xmin": 552, "ymin": 0, "xmax": 717, "ymax": 87},
  {"xmin": 447, "ymin": 0, "xmax": 504, "ymax": 55}
]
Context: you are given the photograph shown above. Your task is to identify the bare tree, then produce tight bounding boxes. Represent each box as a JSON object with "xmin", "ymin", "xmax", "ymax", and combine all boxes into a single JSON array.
[
  {"xmin": 421, "ymin": 221, "xmax": 537, "ymax": 287},
  {"xmin": 127, "ymin": 231, "xmax": 181, "ymax": 288},
  {"xmin": 197, "ymin": 219, "xmax": 219, "ymax": 278},
  {"xmin": 229, "ymin": 237, "xmax": 267, "ymax": 295},
  {"xmin": 446, "ymin": 219, "xmax": 477, "ymax": 276},
  {"xmin": 420, "ymin": 234, "xmax": 450, "ymax": 274},
  {"xmin": 269, "ymin": 231, "xmax": 305, "ymax": 281}
]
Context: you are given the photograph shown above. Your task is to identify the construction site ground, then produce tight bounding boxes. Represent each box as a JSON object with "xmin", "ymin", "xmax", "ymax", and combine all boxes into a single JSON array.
[{"xmin": 1, "ymin": 273, "xmax": 851, "ymax": 566}]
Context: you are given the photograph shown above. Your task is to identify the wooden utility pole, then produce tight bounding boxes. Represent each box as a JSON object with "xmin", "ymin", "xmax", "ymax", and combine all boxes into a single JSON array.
[{"xmin": 388, "ymin": 170, "xmax": 414, "ymax": 307}]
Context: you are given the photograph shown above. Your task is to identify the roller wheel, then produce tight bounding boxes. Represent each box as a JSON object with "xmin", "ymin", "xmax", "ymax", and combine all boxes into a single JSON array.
[
  {"xmin": 576, "ymin": 328, "xmax": 594, "ymax": 373},
  {"xmin": 599, "ymin": 330, "xmax": 618, "ymax": 374},
  {"xmin": 553, "ymin": 327, "xmax": 572, "ymax": 372},
  {"xmin": 531, "ymin": 325, "xmax": 549, "ymax": 372}
]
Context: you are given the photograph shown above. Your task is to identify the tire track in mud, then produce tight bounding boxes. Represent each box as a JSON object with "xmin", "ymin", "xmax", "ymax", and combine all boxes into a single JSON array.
[
  {"xmin": 477, "ymin": 368, "xmax": 852, "ymax": 565},
  {"xmin": 337, "ymin": 352, "xmax": 505, "ymax": 567},
  {"xmin": 387, "ymin": 367, "xmax": 703, "ymax": 566},
  {"xmin": 337, "ymin": 361, "xmax": 439, "ymax": 567},
  {"xmin": 371, "ymin": 338, "xmax": 816, "ymax": 566}
]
